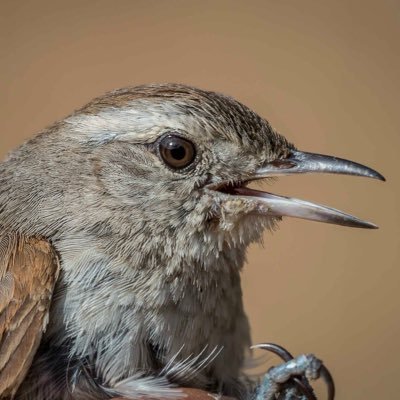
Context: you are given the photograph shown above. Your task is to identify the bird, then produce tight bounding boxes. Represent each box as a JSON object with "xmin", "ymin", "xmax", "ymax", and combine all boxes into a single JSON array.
[{"xmin": 0, "ymin": 83, "xmax": 384, "ymax": 400}]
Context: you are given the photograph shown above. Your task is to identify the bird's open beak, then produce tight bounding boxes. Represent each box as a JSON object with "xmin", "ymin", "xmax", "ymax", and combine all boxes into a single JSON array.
[{"xmin": 210, "ymin": 150, "xmax": 385, "ymax": 229}]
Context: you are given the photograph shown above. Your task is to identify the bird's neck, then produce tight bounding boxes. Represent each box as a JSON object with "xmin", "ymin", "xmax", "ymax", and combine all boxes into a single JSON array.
[{"xmin": 45, "ymin": 233, "xmax": 251, "ymax": 389}]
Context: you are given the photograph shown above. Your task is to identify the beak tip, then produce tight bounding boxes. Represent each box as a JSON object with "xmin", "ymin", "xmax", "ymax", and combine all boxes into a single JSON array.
[
  {"xmin": 370, "ymin": 170, "xmax": 386, "ymax": 182},
  {"xmin": 362, "ymin": 221, "xmax": 379, "ymax": 229}
]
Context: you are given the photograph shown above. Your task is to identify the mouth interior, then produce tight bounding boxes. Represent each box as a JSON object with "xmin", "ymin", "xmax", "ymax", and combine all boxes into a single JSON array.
[{"xmin": 213, "ymin": 180, "xmax": 249, "ymax": 195}]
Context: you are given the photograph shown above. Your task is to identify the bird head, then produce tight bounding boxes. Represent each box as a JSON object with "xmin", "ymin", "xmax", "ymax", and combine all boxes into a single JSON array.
[{"xmin": 3, "ymin": 84, "xmax": 384, "ymax": 268}]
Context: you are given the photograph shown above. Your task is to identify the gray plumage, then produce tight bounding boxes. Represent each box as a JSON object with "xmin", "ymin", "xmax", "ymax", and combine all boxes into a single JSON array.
[{"xmin": 0, "ymin": 84, "xmax": 382, "ymax": 400}]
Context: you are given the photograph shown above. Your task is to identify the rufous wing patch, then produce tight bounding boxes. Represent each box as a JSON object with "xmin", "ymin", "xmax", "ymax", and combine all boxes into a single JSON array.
[{"xmin": 0, "ymin": 233, "xmax": 60, "ymax": 397}]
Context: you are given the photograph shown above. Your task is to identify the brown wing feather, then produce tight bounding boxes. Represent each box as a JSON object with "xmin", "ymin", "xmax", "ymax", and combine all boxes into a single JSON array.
[{"xmin": 0, "ymin": 233, "xmax": 60, "ymax": 397}]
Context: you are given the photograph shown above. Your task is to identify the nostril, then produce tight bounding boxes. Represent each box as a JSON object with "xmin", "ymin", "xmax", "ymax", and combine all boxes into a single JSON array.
[{"xmin": 268, "ymin": 159, "xmax": 297, "ymax": 169}]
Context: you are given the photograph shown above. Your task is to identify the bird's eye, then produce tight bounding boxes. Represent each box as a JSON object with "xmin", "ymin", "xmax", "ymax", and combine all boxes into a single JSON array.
[{"xmin": 158, "ymin": 135, "xmax": 196, "ymax": 169}]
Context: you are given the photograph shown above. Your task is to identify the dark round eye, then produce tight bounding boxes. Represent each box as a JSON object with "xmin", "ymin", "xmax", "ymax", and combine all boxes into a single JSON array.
[{"xmin": 158, "ymin": 135, "xmax": 196, "ymax": 169}]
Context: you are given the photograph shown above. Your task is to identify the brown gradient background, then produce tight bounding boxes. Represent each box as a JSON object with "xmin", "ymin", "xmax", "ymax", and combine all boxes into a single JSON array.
[{"xmin": 1, "ymin": 1, "xmax": 399, "ymax": 398}]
